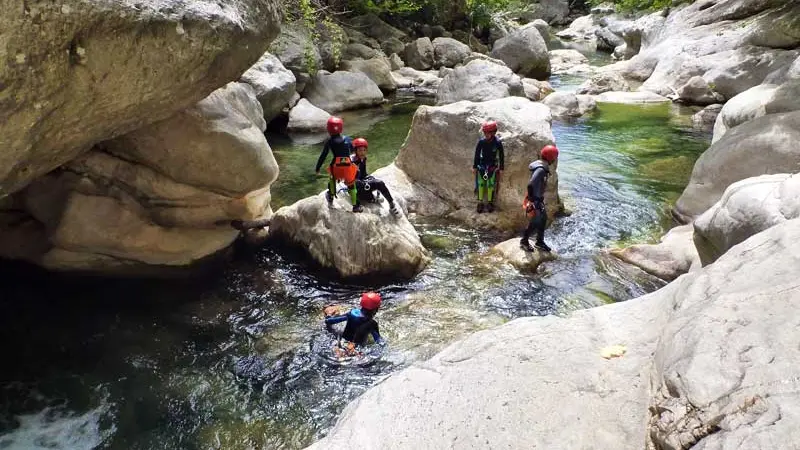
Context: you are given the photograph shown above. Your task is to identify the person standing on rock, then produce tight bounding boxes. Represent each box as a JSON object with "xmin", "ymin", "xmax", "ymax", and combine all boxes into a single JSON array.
[
  {"xmin": 351, "ymin": 138, "xmax": 400, "ymax": 215},
  {"xmin": 520, "ymin": 144, "xmax": 559, "ymax": 253},
  {"xmin": 315, "ymin": 116, "xmax": 361, "ymax": 212},
  {"xmin": 472, "ymin": 121, "xmax": 505, "ymax": 213}
]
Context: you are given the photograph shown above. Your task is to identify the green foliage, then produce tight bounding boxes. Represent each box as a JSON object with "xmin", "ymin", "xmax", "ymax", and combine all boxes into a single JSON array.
[
  {"xmin": 466, "ymin": 0, "xmax": 513, "ymax": 28},
  {"xmin": 588, "ymin": 0, "xmax": 693, "ymax": 12},
  {"xmin": 346, "ymin": 0, "xmax": 422, "ymax": 15}
]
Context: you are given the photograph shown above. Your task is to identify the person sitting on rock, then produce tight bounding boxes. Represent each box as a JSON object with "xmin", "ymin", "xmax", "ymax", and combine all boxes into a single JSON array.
[
  {"xmin": 324, "ymin": 292, "xmax": 386, "ymax": 351},
  {"xmin": 520, "ymin": 144, "xmax": 559, "ymax": 253},
  {"xmin": 350, "ymin": 137, "xmax": 400, "ymax": 216},
  {"xmin": 472, "ymin": 120, "xmax": 505, "ymax": 213},
  {"xmin": 315, "ymin": 116, "xmax": 361, "ymax": 213}
]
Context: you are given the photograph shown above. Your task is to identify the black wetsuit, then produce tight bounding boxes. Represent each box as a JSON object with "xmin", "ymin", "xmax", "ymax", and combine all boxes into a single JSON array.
[
  {"xmin": 523, "ymin": 160, "xmax": 550, "ymax": 244},
  {"xmin": 472, "ymin": 137, "xmax": 505, "ymax": 173},
  {"xmin": 325, "ymin": 308, "xmax": 383, "ymax": 346},
  {"xmin": 352, "ymin": 155, "xmax": 395, "ymax": 205},
  {"xmin": 315, "ymin": 135, "xmax": 352, "ymax": 173}
]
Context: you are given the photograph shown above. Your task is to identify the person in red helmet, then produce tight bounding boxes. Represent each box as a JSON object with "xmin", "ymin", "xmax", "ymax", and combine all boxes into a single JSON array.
[
  {"xmin": 324, "ymin": 292, "xmax": 386, "ymax": 347},
  {"xmin": 472, "ymin": 120, "xmax": 504, "ymax": 213},
  {"xmin": 520, "ymin": 144, "xmax": 559, "ymax": 252},
  {"xmin": 350, "ymin": 137, "xmax": 400, "ymax": 215},
  {"xmin": 315, "ymin": 116, "xmax": 361, "ymax": 212}
]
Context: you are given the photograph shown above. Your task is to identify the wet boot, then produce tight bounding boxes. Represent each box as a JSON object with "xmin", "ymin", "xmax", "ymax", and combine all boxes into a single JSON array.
[
  {"xmin": 477, "ymin": 202, "xmax": 485, "ymax": 213},
  {"xmin": 352, "ymin": 204, "xmax": 364, "ymax": 213},
  {"xmin": 520, "ymin": 239, "xmax": 534, "ymax": 252},
  {"xmin": 535, "ymin": 241, "xmax": 552, "ymax": 252},
  {"xmin": 389, "ymin": 202, "xmax": 400, "ymax": 215},
  {"xmin": 325, "ymin": 190, "xmax": 333, "ymax": 206},
  {"xmin": 486, "ymin": 203, "xmax": 495, "ymax": 213}
]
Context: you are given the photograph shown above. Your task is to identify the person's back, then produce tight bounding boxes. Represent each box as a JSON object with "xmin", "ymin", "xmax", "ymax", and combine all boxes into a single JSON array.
[
  {"xmin": 324, "ymin": 292, "xmax": 385, "ymax": 346},
  {"xmin": 315, "ymin": 117, "xmax": 361, "ymax": 212},
  {"xmin": 520, "ymin": 145, "xmax": 559, "ymax": 253}
]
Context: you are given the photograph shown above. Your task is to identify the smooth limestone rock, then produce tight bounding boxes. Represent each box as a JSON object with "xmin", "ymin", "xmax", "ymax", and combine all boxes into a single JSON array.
[
  {"xmin": 611, "ymin": 224, "xmax": 701, "ymax": 281},
  {"xmin": 490, "ymin": 23, "xmax": 551, "ymax": 80},
  {"xmin": 307, "ymin": 217, "xmax": 800, "ymax": 450},
  {"xmin": 269, "ymin": 193, "xmax": 429, "ymax": 279},
  {"xmin": 0, "ymin": 0, "xmax": 282, "ymax": 196},
  {"xmin": 240, "ymin": 52, "xmax": 296, "ymax": 122},
  {"xmin": 302, "ymin": 71, "xmax": 384, "ymax": 112},
  {"xmin": 287, "ymin": 99, "xmax": 331, "ymax": 133},
  {"xmin": 435, "ymin": 60, "xmax": 524, "ymax": 105},
  {"xmin": 490, "ymin": 238, "xmax": 557, "ymax": 272}
]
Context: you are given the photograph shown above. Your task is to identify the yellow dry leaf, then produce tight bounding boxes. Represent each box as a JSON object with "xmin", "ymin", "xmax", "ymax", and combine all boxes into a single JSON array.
[{"xmin": 600, "ymin": 345, "xmax": 627, "ymax": 359}]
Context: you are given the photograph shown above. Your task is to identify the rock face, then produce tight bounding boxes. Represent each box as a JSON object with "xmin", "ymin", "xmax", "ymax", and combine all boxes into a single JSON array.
[
  {"xmin": 435, "ymin": 60, "xmax": 524, "ymax": 105},
  {"xmin": 404, "ymin": 38, "xmax": 435, "ymax": 71},
  {"xmin": 555, "ymin": 15, "xmax": 598, "ymax": 42},
  {"xmin": 611, "ymin": 224, "xmax": 701, "ymax": 281},
  {"xmin": 620, "ymin": 1, "xmax": 800, "ymax": 101},
  {"xmin": 307, "ymin": 217, "xmax": 800, "ymax": 450},
  {"xmin": 0, "ymin": 0, "xmax": 282, "ymax": 197},
  {"xmin": 432, "ymin": 37, "xmax": 471, "ymax": 68},
  {"xmin": 269, "ymin": 193, "xmax": 429, "ymax": 279},
  {"xmin": 522, "ymin": 78, "xmax": 554, "ymax": 101},
  {"xmin": 489, "ymin": 23, "xmax": 551, "ymax": 80},
  {"xmin": 396, "ymin": 97, "xmax": 560, "ymax": 229},
  {"xmin": 287, "ymin": 99, "xmax": 330, "ymax": 133},
  {"xmin": 675, "ymin": 111, "xmax": 800, "ymax": 222},
  {"xmin": 543, "ymin": 92, "xmax": 597, "ymax": 118},
  {"xmin": 693, "ymin": 174, "xmax": 800, "ymax": 265},
  {"xmin": 712, "ymin": 80, "xmax": 800, "ymax": 143},
  {"xmin": 392, "ymin": 68, "xmax": 442, "ymax": 97},
  {"xmin": 576, "ymin": 72, "xmax": 630, "ymax": 95},
  {"xmin": 0, "ymin": 83, "xmax": 278, "ymax": 274},
  {"xmin": 526, "ymin": 0, "xmax": 569, "ymax": 25},
  {"xmin": 303, "ymin": 72, "xmax": 384, "ymax": 112},
  {"xmin": 490, "ymin": 238, "xmax": 557, "ymax": 272},
  {"xmin": 339, "ymin": 58, "xmax": 397, "ymax": 92},
  {"xmin": 239, "ymin": 52, "xmax": 296, "ymax": 122}
]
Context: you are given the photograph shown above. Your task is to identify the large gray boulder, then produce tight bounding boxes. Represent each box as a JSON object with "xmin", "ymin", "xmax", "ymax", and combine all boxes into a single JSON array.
[
  {"xmin": 713, "ymin": 80, "xmax": 800, "ymax": 143},
  {"xmin": 286, "ymin": 99, "xmax": 330, "ymax": 133},
  {"xmin": 432, "ymin": 37, "xmax": 471, "ymax": 68},
  {"xmin": 308, "ymin": 217, "xmax": 800, "ymax": 449},
  {"xmin": 269, "ymin": 193, "xmax": 429, "ymax": 279},
  {"xmin": 0, "ymin": 83, "xmax": 278, "ymax": 274},
  {"xmin": 675, "ymin": 111, "xmax": 800, "ymax": 222},
  {"xmin": 348, "ymin": 14, "xmax": 407, "ymax": 43},
  {"xmin": 239, "ymin": 52, "xmax": 297, "ymax": 122},
  {"xmin": 677, "ymin": 76, "xmax": 724, "ymax": 106},
  {"xmin": 391, "ymin": 67, "xmax": 442, "ymax": 97},
  {"xmin": 404, "ymin": 37, "xmax": 435, "ymax": 71},
  {"xmin": 341, "ymin": 43, "xmax": 379, "ymax": 61},
  {"xmin": 595, "ymin": 26, "xmax": 624, "ymax": 53},
  {"xmin": 693, "ymin": 174, "xmax": 800, "ymax": 265},
  {"xmin": 543, "ymin": 92, "xmax": 596, "ymax": 118},
  {"xmin": 435, "ymin": 60, "xmax": 524, "ymax": 105},
  {"xmin": 692, "ymin": 104, "xmax": 724, "ymax": 131},
  {"xmin": 576, "ymin": 72, "xmax": 630, "ymax": 95},
  {"xmin": 381, "ymin": 38, "xmax": 405, "ymax": 57},
  {"xmin": 339, "ymin": 58, "xmax": 397, "ymax": 92},
  {"xmin": 303, "ymin": 72, "xmax": 384, "ymax": 112},
  {"xmin": 490, "ymin": 23, "xmax": 551, "ymax": 80},
  {"xmin": 0, "ymin": 0, "xmax": 282, "ymax": 197},
  {"xmin": 611, "ymin": 224, "xmax": 701, "ymax": 281},
  {"xmin": 555, "ymin": 15, "xmax": 598, "ymax": 42},
  {"xmin": 548, "ymin": 49, "xmax": 591, "ymax": 75},
  {"xmin": 395, "ymin": 97, "xmax": 560, "ymax": 229},
  {"xmin": 524, "ymin": 0, "xmax": 570, "ymax": 25},
  {"xmin": 269, "ymin": 21, "xmax": 321, "ymax": 76}
]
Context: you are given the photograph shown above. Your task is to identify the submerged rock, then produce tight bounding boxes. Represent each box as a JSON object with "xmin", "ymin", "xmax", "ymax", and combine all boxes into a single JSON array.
[
  {"xmin": 269, "ymin": 193, "xmax": 430, "ymax": 279},
  {"xmin": 490, "ymin": 238, "xmax": 557, "ymax": 272}
]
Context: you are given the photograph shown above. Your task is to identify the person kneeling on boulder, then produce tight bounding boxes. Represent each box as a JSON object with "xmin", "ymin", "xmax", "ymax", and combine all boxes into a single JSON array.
[
  {"xmin": 324, "ymin": 292, "xmax": 386, "ymax": 352},
  {"xmin": 315, "ymin": 116, "xmax": 361, "ymax": 213},
  {"xmin": 351, "ymin": 138, "xmax": 400, "ymax": 215},
  {"xmin": 520, "ymin": 144, "xmax": 559, "ymax": 253},
  {"xmin": 472, "ymin": 120, "xmax": 505, "ymax": 213}
]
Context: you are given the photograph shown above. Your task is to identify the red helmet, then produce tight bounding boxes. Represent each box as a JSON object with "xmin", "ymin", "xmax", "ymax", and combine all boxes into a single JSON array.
[
  {"xmin": 541, "ymin": 144, "xmax": 559, "ymax": 163},
  {"xmin": 327, "ymin": 116, "xmax": 343, "ymax": 135},
  {"xmin": 353, "ymin": 137, "xmax": 368, "ymax": 149},
  {"xmin": 360, "ymin": 292, "xmax": 382, "ymax": 310},
  {"xmin": 481, "ymin": 121, "xmax": 498, "ymax": 133}
]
